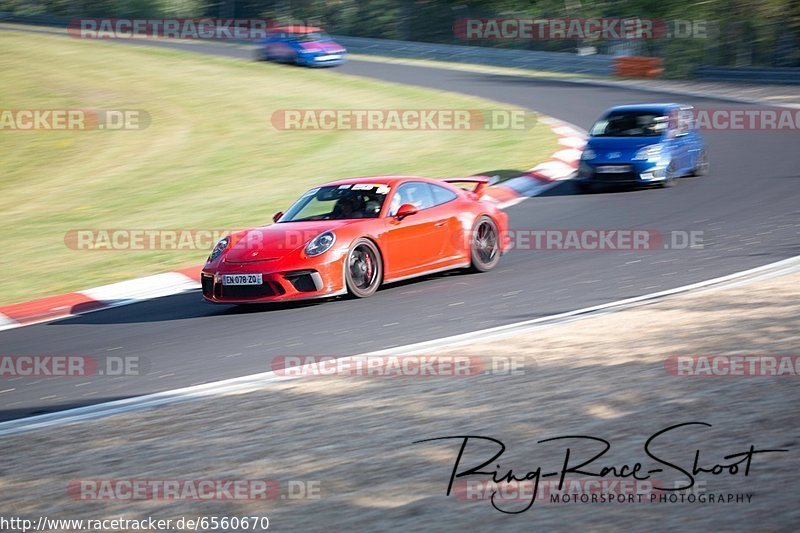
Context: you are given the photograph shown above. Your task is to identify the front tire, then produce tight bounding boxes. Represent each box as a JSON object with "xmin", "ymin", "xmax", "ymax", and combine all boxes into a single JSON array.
[
  {"xmin": 469, "ymin": 216, "xmax": 501, "ymax": 272},
  {"xmin": 691, "ymin": 148, "xmax": 709, "ymax": 176},
  {"xmin": 345, "ymin": 239, "xmax": 383, "ymax": 298},
  {"xmin": 660, "ymin": 161, "xmax": 679, "ymax": 188}
]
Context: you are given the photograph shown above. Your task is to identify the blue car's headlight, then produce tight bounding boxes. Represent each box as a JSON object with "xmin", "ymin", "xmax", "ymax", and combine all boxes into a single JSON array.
[
  {"xmin": 208, "ymin": 236, "xmax": 229, "ymax": 262},
  {"xmin": 581, "ymin": 148, "xmax": 596, "ymax": 160},
  {"xmin": 633, "ymin": 145, "xmax": 663, "ymax": 162},
  {"xmin": 305, "ymin": 231, "xmax": 336, "ymax": 257}
]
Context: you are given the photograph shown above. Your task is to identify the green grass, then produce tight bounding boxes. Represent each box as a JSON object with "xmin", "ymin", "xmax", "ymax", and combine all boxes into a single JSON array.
[{"xmin": 0, "ymin": 30, "xmax": 557, "ymax": 305}]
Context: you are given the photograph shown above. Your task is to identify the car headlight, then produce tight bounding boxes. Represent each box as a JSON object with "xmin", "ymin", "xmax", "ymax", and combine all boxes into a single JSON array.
[
  {"xmin": 581, "ymin": 148, "xmax": 596, "ymax": 160},
  {"xmin": 305, "ymin": 231, "xmax": 336, "ymax": 257},
  {"xmin": 208, "ymin": 236, "xmax": 229, "ymax": 262},
  {"xmin": 633, "ymin": 145, "xmax": 663, "ymax": 162}
]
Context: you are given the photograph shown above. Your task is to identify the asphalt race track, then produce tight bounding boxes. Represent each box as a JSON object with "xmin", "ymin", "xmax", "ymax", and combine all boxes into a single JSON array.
[{"xmin": 1, "ymin": 28, "xmax": 799, "ymax": 421}]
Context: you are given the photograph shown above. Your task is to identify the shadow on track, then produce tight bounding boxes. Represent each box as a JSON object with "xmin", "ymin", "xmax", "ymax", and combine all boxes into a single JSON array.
[
  {"xmin": 0, "ymin": 396, "xmax": 133, "ymax": 423},
  {"xmin": 50, "ymin": 269, "xmax": 484, "ymax": 326}
]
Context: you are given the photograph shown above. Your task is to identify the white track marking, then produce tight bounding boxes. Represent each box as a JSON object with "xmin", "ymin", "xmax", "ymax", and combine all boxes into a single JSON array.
[
  {"xmin": 0, "ymin": 254, "xmax": 798, "ymax": 436},
  {"xmin": 80, "ymin": 272, "xmax": 200, "ymax": 303}
]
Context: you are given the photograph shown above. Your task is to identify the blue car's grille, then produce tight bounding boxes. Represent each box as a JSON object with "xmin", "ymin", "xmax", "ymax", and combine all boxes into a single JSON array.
[{"xmin": 594, "ymin": 170, "xmax": 639, "ymax": 182}]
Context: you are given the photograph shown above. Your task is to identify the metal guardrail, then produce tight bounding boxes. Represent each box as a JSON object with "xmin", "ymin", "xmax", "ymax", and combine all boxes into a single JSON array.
[
  {"xmin": 334, "ymin": 36, "xmax": 615, "ymax": 76},
  {"xmin": 695, "ymin": 66, "xmax": 800, "ymax": 84}
]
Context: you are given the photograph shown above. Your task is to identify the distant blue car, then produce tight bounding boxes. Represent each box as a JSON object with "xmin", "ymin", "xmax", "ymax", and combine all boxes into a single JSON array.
[
  {"xmin": 256, "ymin": 26, "xmax": 347, "ymax": 67},
  {"xmin": 577, "ymin": 103, "xmax": 708, "ymax": 191}
]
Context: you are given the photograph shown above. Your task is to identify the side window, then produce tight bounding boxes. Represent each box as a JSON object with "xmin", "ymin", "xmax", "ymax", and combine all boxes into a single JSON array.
[
  {"xmin": 430, "ymin": 184, "xmax": 458, "ymax": 207},
  {"xmin": 673, "ymin": 109, "xmax": 690, "ymax": 135},
  {"xmin": 389, "ymin": 182, "xmax": 435, "ymax": 216},
  {"xmin": 679, "ymin": 109, "xmax": 694, "ymax": 133},
  {"xmin": 668, "ymin": 110, "xmax": 679, "ymax": 132}
]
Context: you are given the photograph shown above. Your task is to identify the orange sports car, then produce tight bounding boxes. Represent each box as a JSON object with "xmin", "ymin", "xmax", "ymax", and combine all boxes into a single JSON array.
[{"xmin": 201, "ymin": 176, "xmax": 508, "ymax": 303}]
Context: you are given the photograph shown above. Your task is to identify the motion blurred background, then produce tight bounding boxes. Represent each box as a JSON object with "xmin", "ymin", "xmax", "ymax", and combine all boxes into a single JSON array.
[{"xmin": 3, "ymin": 0, "xmax": 800, "ymax": 76}]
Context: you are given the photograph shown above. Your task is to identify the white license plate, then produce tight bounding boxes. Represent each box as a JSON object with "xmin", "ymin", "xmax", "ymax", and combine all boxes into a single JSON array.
[
  {"xmin": 316, "ymin": 54, "xmax": 341, "ymax": 61},
  {"xmin": 222, "ymin": 274, "xmax": 263, "ymax": 286},
  {"xmin": 597, "ymin": 165, "xmax": 630, "ymax": 173}
]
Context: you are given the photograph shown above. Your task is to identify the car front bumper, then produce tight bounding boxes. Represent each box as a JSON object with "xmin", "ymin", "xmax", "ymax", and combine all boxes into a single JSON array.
[
  {"xmin": 298, "ymin": 53, "xmax": 347, "ymax": 67},
  {"xmin": 576, "ymin": 160, "xmax": 669, "ymax": 184},
  {"xmin": 201, "ymin": 252, "xmax": 347, "ymax": 304}
]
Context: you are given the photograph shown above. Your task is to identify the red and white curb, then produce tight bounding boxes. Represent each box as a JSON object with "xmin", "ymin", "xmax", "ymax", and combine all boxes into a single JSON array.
[
  {"xmin": 0, "ymin": 266, "xmax": 201, "ymax": 332},
  {"xmin": 0, "ymin": 116, "xmax": 586, "ymax": 332},
  {"xmin": 481, "ymin": 116, "xmax": 586, "ymax": 208}
]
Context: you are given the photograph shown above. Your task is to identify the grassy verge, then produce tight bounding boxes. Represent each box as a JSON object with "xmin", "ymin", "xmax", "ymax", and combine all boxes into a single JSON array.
[{"xmin": 0, "ymin": 31, "xmax": 557, "ymax": 305}]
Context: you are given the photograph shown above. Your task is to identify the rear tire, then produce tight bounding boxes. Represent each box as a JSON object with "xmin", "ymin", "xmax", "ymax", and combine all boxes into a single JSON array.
[
  {"xmin": 469, "ymin": 216, "xmax": 501, "ymax": 272},
  {"xmin": 345, "ymin": 239, "xmax": 383, "ymax": 298}
]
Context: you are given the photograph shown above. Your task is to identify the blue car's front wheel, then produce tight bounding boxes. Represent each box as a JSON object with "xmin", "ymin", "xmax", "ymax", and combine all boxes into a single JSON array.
[
  {"xmin": 691, "ymin": 148, "xmax": 710, "ymax": 177},
  {"xmin": 660, "ymin": 161, "xmax": 679, "ymax": 188}
]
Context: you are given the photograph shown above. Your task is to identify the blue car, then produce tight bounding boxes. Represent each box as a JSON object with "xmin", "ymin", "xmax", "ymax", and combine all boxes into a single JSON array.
[
  {"xmin": 577, "ymin": 104, "xmax": 709, "ymax": 191},
  {"xmin": 256, "ymin": 26, "xmax": 347, "ymax": 67}
]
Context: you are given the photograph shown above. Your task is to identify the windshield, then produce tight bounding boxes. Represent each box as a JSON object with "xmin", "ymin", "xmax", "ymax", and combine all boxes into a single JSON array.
[
  {"xmin": 279, "ymin": 184, "xmax": 390, "ymax": 222},
  {"xmin": 590, "ymin": 111, "xmax": 669, "ymax": 137},
  {"xmin": 295, "ymin": 31, "xmax": 331, "ymax": 42}
]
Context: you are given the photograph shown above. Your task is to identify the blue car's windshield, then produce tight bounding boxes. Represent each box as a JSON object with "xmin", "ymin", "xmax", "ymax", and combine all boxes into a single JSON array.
[
  {"xmin": 295, "ymin": 31, "xmax": 331, "ymax": 42},
  {"xmin": 590, "ymin": 111, "xmax": 668, "ymax": 137}
]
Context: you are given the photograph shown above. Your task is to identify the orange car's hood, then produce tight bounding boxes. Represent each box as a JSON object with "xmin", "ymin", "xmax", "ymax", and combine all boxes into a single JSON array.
[{"xmin": 224, "ymin": 220, "xmax": 350, "ymax": 262}]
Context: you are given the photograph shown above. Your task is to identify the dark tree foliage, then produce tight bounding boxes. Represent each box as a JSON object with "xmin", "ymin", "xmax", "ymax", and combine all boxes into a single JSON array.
[{"xmin": 3, "ymin": 0, "xmax": 798, "ymax": 73}]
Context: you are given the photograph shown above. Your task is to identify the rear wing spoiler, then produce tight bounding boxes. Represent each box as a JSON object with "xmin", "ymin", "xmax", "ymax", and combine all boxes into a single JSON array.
[{"xmin": 442, "ymin": 176, "xmax": 499, "ymax": 196}]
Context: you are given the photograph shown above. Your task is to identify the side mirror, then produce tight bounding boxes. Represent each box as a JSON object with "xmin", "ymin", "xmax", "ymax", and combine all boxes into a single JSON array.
[
  {"xmin": 395, "ymin": 203, "xmax": 418, "ymax": 220},
  {"xmin": 273, "ymin": 211, "xmax": 284, "ymax": 223}
]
